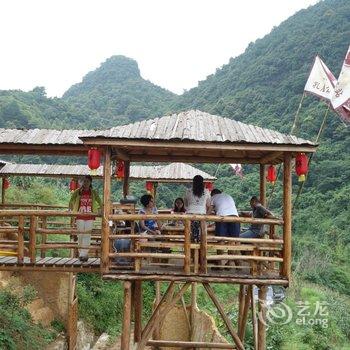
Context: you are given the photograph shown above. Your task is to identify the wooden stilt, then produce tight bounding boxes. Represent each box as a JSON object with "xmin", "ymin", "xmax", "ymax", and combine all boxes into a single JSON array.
[
  {"xmin": 134, "ymin": 280, "xmax": 143, "ymax": 343},
  {"xmin": 257, "ymin": 285, "xmax": 267, "ymax": 350},
  {"xmin": 184, "ymin": 219, "xmax": 191, "ymax": 274},
  {"xmin": 153, "ymin": 281, "xmax": 161, "ymax": 341},
  {"xmin": 251, "ymin": 285, "xmax": 258, "ymax": 350},
  {"xmin": 202, "ymin": 283, "xmax": 244, "ymax": 350},
  {"xmin": 190, "ymin": 282, "xmax": 197, "ymax": 342},
  {"xmin": 121, "ymin": 281, "xmax": 132, "ymax": 350},
  {"xmin": 67, "ymin": 273, "xmax": 78, "ymax": 350},
  {"xmin": 239, "ymin": 285, "xmax": 251, "ymax": 342},
  {"xmin": 237, "ymin": 285, "xmax": 245, "ymax": 335},
  {"xmin": 199, "ymin": 221, "xmax": 207, "ymax": 274}
]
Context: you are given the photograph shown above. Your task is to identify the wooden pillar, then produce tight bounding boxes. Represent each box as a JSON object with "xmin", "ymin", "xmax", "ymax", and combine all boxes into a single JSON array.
[
  {"xmin": 251, "ymin": 285, "xmax": 258, "ymax": 350},
  {"xmin": 239, "ymin": 285, "xmax": 251, "ymax": 341},
  {"xmin": 17, "ymin": 216, "xmax": 24, "ymax": 264},
  {"xmin": 190, "ymin": 282, "xmax": 197, "ymax": 341},
  {"xmin": 101, "ymin": 147, "xmax": 112, "ymax": 273},
  {"xmin": 29, "ymin": 215, "xmax": 37, "ymax": 263},
  {"xmin": 1, "ymin": 177, "xmax": 5, "ymax": 204},
  {"xmin": 67, "ymin": 273, "xmax": 78, "ymax": 350},
  {"xmin": 199, "ymin": 220, "xmax": 207, "ymax": 274},
  {"xmin": 134, "ymin": 281, "xmax": 143, "ymax": 343},
  {"xmin": 121, "ymin": 281, "xmax": 132, "ymax": 350},
  {"xmin": 238, "ymin": 285, "xmax": 245, "ymax": 334},
  {"xmin": 184, "ymin": 219, "xmax": 191, "ymax": 274},
  {"xmin": 153, "ymin": 281, "xmax": 161, "ymax": 340},
  {"xmin": 282, "ymin": 153, "xmax": 292, "ymax": 280},
  {"xmin": 259, "ymin": 164, "xmax": 266, "ymax": 206},
  {"xmin": 257, "ymin": 285, "xmax": 267, "ymax": 350},
  {"xmin": 123, "ymin": 160, "xmax": 130, "ymax": 198}
]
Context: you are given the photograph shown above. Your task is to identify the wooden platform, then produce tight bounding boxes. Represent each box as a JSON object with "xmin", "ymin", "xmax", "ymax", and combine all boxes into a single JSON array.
[{"xmin": 0, "ymin": 256, "xmax": 101, "ymax": 272}]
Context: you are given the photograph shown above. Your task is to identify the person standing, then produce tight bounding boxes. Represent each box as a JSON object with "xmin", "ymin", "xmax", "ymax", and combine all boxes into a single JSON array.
[
  {"xmin": 69, "ymin": 176, "xmax": 102, "ymax": 261},
  {"xmin": 210, "ymin": 189, "xmax": 240, "ymax": 237},
  {"xmin": 184, "ymin": 175, "xmax": 211, "ymax": 242}
]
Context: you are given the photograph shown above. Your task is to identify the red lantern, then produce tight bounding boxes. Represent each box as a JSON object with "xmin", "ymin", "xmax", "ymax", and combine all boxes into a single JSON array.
[
  {"xmin": 295, "ymin": 153, "xmax": 308, "ymax": 182},
  {"xmin": 88, "ymin": 148, "xmax": 100, "ymax": 174},
  {"xmin": 3, "ymin": 178, "xmax": 10, "ymax": 190},
  {"xmin": 145, "ymin": 181, "xmax": 153, "ymax": 193},
  {"xmin": 116, "ymin": 160, "xmax": 125, "ymax": 179},
  {"xmin": 266, "ymin": 165, "xmax": 277, "ymax": 184},
  {"xmin": 205, "ymin": 182, "xmax": 214, "ymax": 191},
  {"xmin": 69, "ymin": 179, "xmax": 78, "ymax": 192}
]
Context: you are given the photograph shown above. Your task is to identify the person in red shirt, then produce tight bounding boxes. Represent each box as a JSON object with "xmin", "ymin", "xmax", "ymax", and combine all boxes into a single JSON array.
[{"xmin": 69, "ymin": 176, "xmax": 102, "ymax": 261}]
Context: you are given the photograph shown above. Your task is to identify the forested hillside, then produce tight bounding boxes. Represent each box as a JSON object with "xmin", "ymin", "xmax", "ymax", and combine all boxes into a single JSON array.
[{"xmin": 0, "ymin": 0, "xmax": 349, "ymax": 348}]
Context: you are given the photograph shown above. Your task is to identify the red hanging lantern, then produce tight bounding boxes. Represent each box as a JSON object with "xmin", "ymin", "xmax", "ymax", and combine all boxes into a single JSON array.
[
  {"xmin": 145, "ymin": 181, "xmax": 153, "ymax": 193},
  {"xmin": 205, "ymin": 182, "xmax": 214, "ymax": 191},
  {"xmin": 295, "ymin": 153, "xmax": 308, "ymax": 182},
  {"xmin": 3, "ymin": 178, "xmax": 10, "ymax": 190},
  {"xmin": 69, "ymin": 179, "xmax": 78, "ymax": 192},
  {"xmin": 88, "ymin": 148, "xmax": 101, "ymax": 174},
  {"xmin": 115, "ymin": 160, "xmax": 125, "ymax": 179},
  {"xmin": 266, "ymin": 165, "xmax": 277, "ymax": 184}
]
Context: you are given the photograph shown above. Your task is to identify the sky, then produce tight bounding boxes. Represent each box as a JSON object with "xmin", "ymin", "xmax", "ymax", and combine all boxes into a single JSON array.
[{"xmin": 0, "ymin": 0, "xmax": 319, "ymax": 97}]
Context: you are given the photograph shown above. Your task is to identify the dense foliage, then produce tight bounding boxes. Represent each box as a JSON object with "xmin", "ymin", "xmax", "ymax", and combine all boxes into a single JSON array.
[{"xmin": 0, "ymin": 0, "xmax": 349, "ymax": 348}]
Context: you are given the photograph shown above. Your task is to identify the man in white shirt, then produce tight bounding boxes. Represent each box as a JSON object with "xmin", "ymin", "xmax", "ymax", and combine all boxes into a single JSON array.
[{"xmin": 211, "ymin": 189, "xmax": 240, "ymax": 237}]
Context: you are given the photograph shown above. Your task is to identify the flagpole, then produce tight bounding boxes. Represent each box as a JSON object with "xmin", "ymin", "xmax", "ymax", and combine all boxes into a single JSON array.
[
  {"xmin": 291, "ymin": 92, "xmax": 306, "ymax": 135},
  {"xmin": 293, "ymin": 102, "xmax": 331, "ymax": 210}
]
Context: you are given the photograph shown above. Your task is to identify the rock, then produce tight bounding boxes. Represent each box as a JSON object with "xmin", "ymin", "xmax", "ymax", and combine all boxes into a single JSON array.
[
  {"xmin": 92, "ymin": 333, "xmax": 110, "ymax": 350},
  {"xmin": 46, "ymin": 334, "xmax": 68, "ymax": 350},
  {"xmin": 76, "ymin": 320, "xmax": 95, "ymax": 350}
]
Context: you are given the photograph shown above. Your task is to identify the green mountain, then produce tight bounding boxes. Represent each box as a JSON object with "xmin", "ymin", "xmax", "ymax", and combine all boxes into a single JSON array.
[{"xmin": 62, "ymin": 55, "xmax": 176, "ymax": 127}]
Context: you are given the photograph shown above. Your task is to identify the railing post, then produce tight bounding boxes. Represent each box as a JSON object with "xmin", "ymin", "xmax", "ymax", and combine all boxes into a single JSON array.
[
  {"xmin": 282, "ymin": 153, "xmax": 292, "ymax": 280},
  {"xmin": 17, "ymin": 215, "xmax": 24, "ymax": 264},
  {"xmin": 40, "ymin": 216, "xmax": 47, "ymax": 258},
  {"xmin": 101, "ymin": 146, "xmax": 112, "ymax": 273},
  {"xmin": 29, "ymin": 215, "xmax": 37, "ymax": 263},
  {"xmin": 184, "ymin": 219, "xmax": 191, "ymax": 274},
  {"xmin": 259, "ymin": 164, "xmax": 266, "ymax": 206},
  {"xmin": 199, "ymin": 220, "xmax": 207, "ymax": 274}
]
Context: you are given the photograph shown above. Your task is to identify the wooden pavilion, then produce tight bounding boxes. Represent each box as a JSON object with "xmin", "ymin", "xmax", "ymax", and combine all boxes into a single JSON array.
[{"xmin": 0, "ymin": 110, "xmax": 317, "ymax": 350}]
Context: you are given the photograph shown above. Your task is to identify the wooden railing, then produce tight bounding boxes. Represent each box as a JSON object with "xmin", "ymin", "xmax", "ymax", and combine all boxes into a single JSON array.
[
  {"xmin": 105, "ymin": 214, "xmax": 286, "ymax": 283},
  {"xmin": 0, "ymin": 210, "xmax": 101, "ymax": 264}
]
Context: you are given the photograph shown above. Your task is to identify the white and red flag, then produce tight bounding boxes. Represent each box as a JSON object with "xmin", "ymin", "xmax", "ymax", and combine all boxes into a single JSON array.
[
  {"xmin": 304, "ymin": 55, "xmax": 337, "ymax": 102},
  {"xmin": 230, "ymin": 164, "xmax": 243, "ymax": 178},
  {"xmin": 331, "ymin": 46, "xmax": 350, "ymax": 124}
]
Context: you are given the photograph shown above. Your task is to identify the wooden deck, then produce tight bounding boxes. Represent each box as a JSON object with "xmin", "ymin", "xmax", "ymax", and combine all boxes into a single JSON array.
[{"xmin": 0, "ymin": 256, "xmax": 101, "ymax": 272}]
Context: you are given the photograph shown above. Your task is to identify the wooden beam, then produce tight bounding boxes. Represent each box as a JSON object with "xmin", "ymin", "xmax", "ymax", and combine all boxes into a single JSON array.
[
  {"xmin": 260, "ymin": 152, "xmax": 283, "ymax": 164},
  {"xmin": 121, "ymin": 281, "xmax": 132, "ymax": 350},
  {"xmin": 202, "ymin": 283, "xmax": 244, "ymax": 350},
  {"xmin": 123, "ymin": 160, "xmax": 130, "ymax": 198},
  {"xmin": 134, "ymin": 280, "xmax": 143, "ymax": 343},
  {"xmin": 257, "ymin": 286, "xmax": 267, "ymax": 350},
  {"xmin": 259, "ymin": 165, "xmax": 266, "ymax": 207},
  {"xmin": 82, "ymin": 138, "xmax": 317, "ymax": 153},
  {"xmin": 147, "ymin": 340, "xmax": 235, "ymax": 348},
  {"xmin": 101, "ymin": 146, "xmax": 112, "ymax": 273},
  {"xmin": 282, "ymin": 153, "xmax": 292, "ymax": 280}
]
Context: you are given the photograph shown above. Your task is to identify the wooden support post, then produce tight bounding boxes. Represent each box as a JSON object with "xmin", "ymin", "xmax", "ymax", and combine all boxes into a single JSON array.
[
  {"xmin": 101, "ymin": 147, "xmax": 112, "ymax": 273},
  {"xmin": 121, "ymin": 281, "xmax": 132, "ymax": 350},
  {"xmin": 238, "ymin": 285, "xmax": 245, "ymax": 335},
  {"xmin": 199, "ymin": 221, "xmax": 207, "ymax": 274},
  {"xmin": 67, "ymin": 273, "xmax": 78, "ymax": 350},
  {"xmin": 251, "ymin": 286, "xmax": 258, "ymax": 350},
  {"xmin": 238, "ymin": 285, "xmax": 251, "ymax": 342},
  {"xmin": 1, "ymin": 177, "xmax": 5, "ymax": 204},
  {"xmin": 40, "ymin": 216, "xmax": 47, "ymax": 258},
  {"xmin": 202, "ymin": 283, "xmax": 244, "ymax": 350},
  {"xmin": 184, "ymin": 219, "xmax": 191, "ymax": 274},
  {"xmin": 134, "ymin": 280, "xmax": 143, "ymax": 343},
  {"xmin": 29, "ymin": 215, "xmax": 37, "ymax": 263},
  {"xmin": 123, "ymin": 160, "xmax": 130, "ymax": 198},
  {"xmin": 17, "ymin": 216, "xmax": 24, "ymax": 264},
  {"xmin": 153, "ymin": 281, "xmax": 162, "ymax": 341},
  {"xmin": 282, "ymin": 153, "xmax": 292, "ymax": 280},
  {"xmin": 257, "ymin": 286, "xmax": 267, "ymax": 350},
  {"xmin": 190, "ymin": 282, "xmax": 197, "ymax": 342},
  {"xmin": 259, "ymin": 164, "xmax": 266, "ymax": 207}
]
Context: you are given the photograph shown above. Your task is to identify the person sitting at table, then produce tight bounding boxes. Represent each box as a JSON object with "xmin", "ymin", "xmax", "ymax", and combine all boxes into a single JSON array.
[
  {"xmin": 138, "ymin": 194, "xmax": 161, "ymax": 235},
  {"xmin": 173, "ymin": 197, "xmax": 186, "ymax": 213},
  {"xmin": 210, "ymin": 189, "xmax": 240, "ymax": 237},
  {"xmin": 240, "ymin": 196, "xmax": 274, "ymax": 238},
  {"xmin": 184, "ymin": 175, "xmax": 211, "ymax": 243}
]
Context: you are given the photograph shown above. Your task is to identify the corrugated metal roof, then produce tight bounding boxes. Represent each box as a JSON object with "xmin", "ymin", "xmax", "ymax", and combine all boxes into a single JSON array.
[
  {"xmin": 81, "ymin": 110, "xmax": 316, "ymax": 146},
  {"xmin": 0, "ymin": 162, "xmax": 215, "ymax": 182}
]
